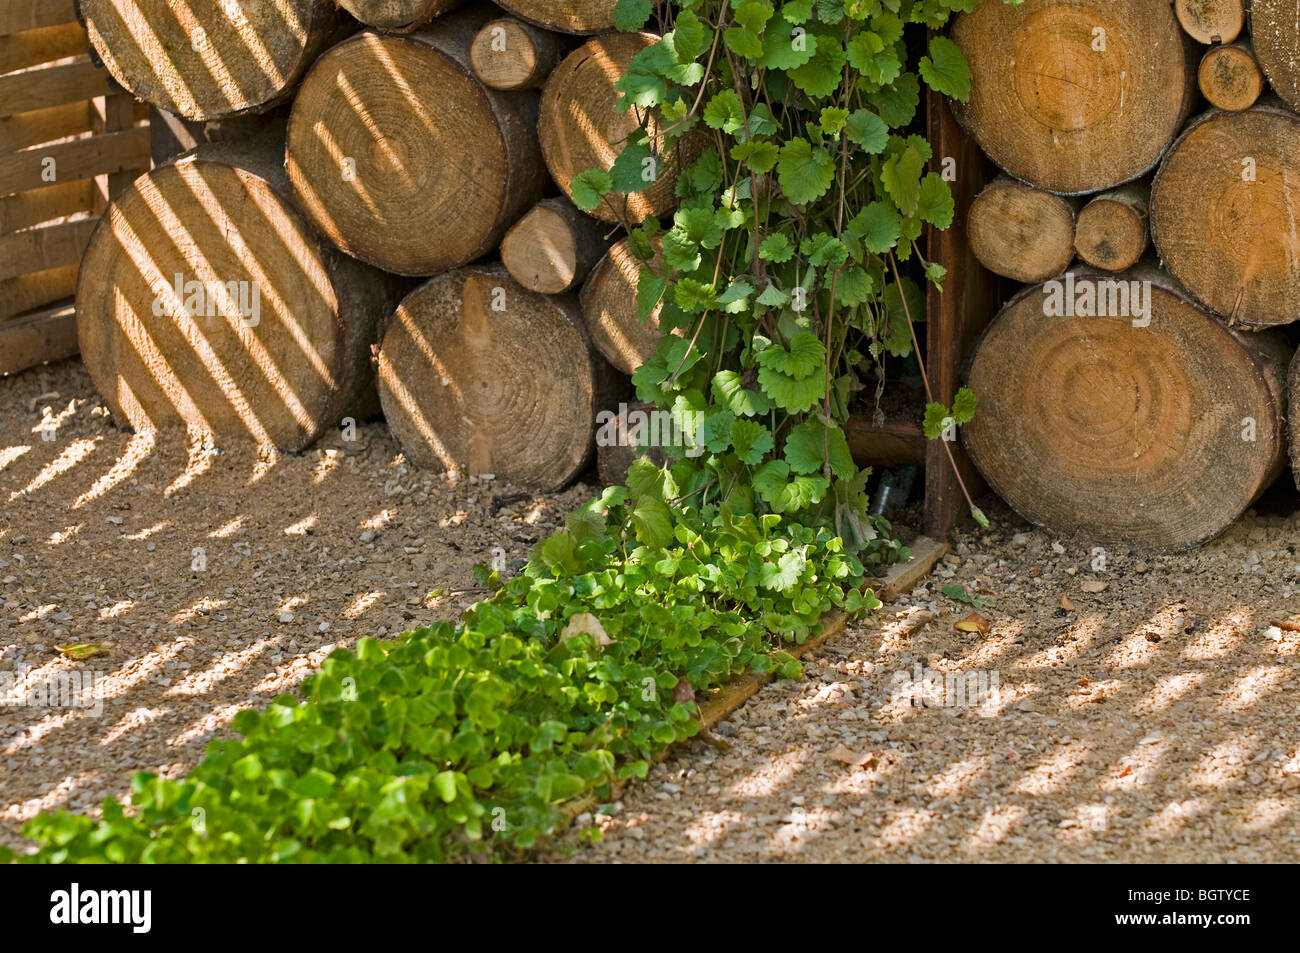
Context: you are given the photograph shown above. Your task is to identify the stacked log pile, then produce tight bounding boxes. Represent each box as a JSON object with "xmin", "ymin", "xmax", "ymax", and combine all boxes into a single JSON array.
[
  {"xmin": 955, "ymin": 0, "xmax": 1299, "ymax": 549},
  {"xmin": 72, "ymin": 0, "xmax": 674, "ymax": 489}
]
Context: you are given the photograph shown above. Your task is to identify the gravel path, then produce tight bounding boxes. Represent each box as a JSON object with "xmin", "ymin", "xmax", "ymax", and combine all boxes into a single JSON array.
[
  {"xmin": 549, "ymin": 503, "xmax": 1300, "ymax": 863},
  {"xmin": 5, "ymin": 361, "xmax": 1299, "ymax": 862},
  {"xmin": 0, "ymin": 360, "xmax": 589, "ymax": 851}
]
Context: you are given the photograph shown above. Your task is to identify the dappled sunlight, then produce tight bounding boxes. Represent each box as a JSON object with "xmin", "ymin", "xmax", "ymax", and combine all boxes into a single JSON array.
[
  {"xmin": 1011, "ymin": 741, "xmax": 1093, "ymax": 795},
  {"xmin": 962, "ymin": 805, "xmax": 1025, "ymax": 854},
  {"xmin": 1182, "ymin": 608, "xmax": 1251, "ymax": 660},
  {"xmin": 9, "ymin": 437, "xmax": 101, "ymax": 500}
]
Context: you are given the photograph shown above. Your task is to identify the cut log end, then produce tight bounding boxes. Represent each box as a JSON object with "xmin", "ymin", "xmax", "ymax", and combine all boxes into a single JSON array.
[
  {"xmin": 469, "ymin": 18, "xmax": 565, "ymax": 90},
  {"xmin": 953, "ymin": 0, "xmax": 1195, "ymax": 194},
  {"xmin": 965, "ymin": 272, "xmax": 1286, "ymax": 551},
  {"xmin": 967, "ymin": 177, "xmax": 1077, "ymax": 282},
  {"xmin": 1151, "ymin": 105, "xmax": 1300, "ymax": 328},
  {"xmin": 1074, "ymin": 186, "xmax": 1150, "ymax": 272},
  {"xmin": 1248, "ymin": 0, "xmax": 1300, "ymax": 112},
  {"xmin": 492, "ymin": 0, "xmax": 616, "ymax": 35},
  {"xmin": 540, "ymin": 33, "xmax": 689, "ymax": 224},
  {"xmin": 76, "ymin": 140, "xmax": 401, "ymax": 452},
  {"xmin": 1175, "ymin": 0, "xmax": 1245, "ymax": 45},
  {"xmin": 500, "ymin": 197, "xmax": 608, "ymax": 294},
  {"xmin": 377, "ymin": 267, "xmax": 613, "ymax": 490},
  {"xmin": 1198, "ymin": 43, "xmax": 1263, "ymax": 112},
  {"xmin": 286, "ymin": 13, "xmax": 546, "ymax": 276},
  {"xmin": 80, "ymin": 0, "xmax": 342, "ymax": 120},
  {"xmin": 580, "ymin": 238, "xmax": 673, "ymax": 375},
  {"xmin": 336, "ymin": 0, "xmax": 466, "ymax": 32}
]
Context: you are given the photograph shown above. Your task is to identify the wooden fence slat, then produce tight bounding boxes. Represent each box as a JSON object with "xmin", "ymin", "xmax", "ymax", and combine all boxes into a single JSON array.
[
  {"xmin": 0, "ymin": 126, "xmax": 149, "ymax": 196},
  {"xmin": 0, "ymin": 58, "xmax": 112, "ymax": 117},
  {"xmin": 0, "ymin": 302, "xmax": 78, "ymax": 376},
  {"xmin": 0, "ymin": 216, "xmax": 97, "ymax": 280},
  {"xmin": 0, "ymin": 21, "xmax": 85, "ymax": 74},
  {"xmin": 92, "ymin": 92, "xmax": 140, "ymax": 210},
  {"xmin": 0, "ymin": 262, "xmax": 78, "ymax": 318},
  {"xmin": 0, "ymin": 101, "xmax": 92, "ymax": 152},
  {"xmin": 0, "ymin": 0, "xmax": 78, "ymax": 36},
  {"xmin": 0, "ymin": 177, "xmax": 94, "ymax": 230}
]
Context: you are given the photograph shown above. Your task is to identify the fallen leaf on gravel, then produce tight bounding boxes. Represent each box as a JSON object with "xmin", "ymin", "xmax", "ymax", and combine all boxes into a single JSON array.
[
  {"xmin": 827, "ymin": 745, "xmax": 875, "ymax": 767},
  {"xmin": 1114, "ymin": 766, "xmax": 1132, "ymax": 779},
  {"xmin": 1271, "ymin": 620, "xmax": 1300, "ymax": 632},
  {"xmin": 674, "ymin": 679, "xmax": 695, "ymax": 704},
  {"xmin": 560, "ymin": 613, "xmax": 615, "ymax": 647},
  {"xmin": 1080, "ymin": 580, "xmax": 1108, "ymax": 593},
  {"xmin": 1059, "ymin": 592, "xmax": 1074, "ymax": 611},
  {"xmin": 955, "ymin": 612, "xmax": 990, "ymax": 634},
  {"xmin": 54, "ymin": 643, "xmax": 110, "ymax": 660}
]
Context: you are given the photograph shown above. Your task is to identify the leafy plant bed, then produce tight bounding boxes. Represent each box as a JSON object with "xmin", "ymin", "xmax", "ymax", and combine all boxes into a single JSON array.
[{"xmin": 10, "ymin": 473, "xmax": 901, "ymax": 863}]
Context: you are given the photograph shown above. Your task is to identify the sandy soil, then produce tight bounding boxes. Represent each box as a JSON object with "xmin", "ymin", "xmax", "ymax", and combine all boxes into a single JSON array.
[{"xmin": 0, "ymin": 359, "xmax": 591, "ymax": 851}]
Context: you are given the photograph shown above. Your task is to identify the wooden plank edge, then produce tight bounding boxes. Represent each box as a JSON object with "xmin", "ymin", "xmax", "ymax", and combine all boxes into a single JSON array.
[{"xmin": 0, "ymin": 299, "xmax": 77, "ymax": 375}]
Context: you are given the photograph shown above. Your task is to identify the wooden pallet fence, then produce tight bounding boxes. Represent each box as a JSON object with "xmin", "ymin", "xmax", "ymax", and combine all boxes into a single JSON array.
[{"xmin": 0, "ymin": 0, "xmax": 149, "ymax": 375}]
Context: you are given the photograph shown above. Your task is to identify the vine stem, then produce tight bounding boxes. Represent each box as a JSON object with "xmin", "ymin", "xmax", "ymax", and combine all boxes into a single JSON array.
[{"xmin": 887, "ymin": 253, "xmax": 982, "ymax": 522}]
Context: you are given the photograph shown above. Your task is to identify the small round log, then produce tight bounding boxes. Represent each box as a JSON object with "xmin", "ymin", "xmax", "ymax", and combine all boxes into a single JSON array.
[
  {"xmin": 500, "ymin": 196, "xmax": 610, "ymax": 294},
  {"xmin": 967, "ymin": 176, "xmax": 1078, "ymax": 282},
  {"xmin": 1074, "ymin": 185, "xmax": 1150, "ymax": 272},
  {"xmin": 1174, "ymin": 0, "xmax": 1246, "ymax": 44},
  {"xmin": 1198, "ymin": 42, "xmax": 1264, "ymax": 112},
  {"xmin": 469, "ymin": 17, "xmax": 567, "ymax": 90},
  {"xmin": 579, "ymin": 238, "xmax": 673, "ymax": 375}
]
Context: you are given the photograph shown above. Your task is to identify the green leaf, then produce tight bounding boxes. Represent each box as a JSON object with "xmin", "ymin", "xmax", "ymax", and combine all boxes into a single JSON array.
[
  {"xmin": 704, "ymin": 90, "xmax": 746, "ymax": 134},
  {"xmin": 761, "ymin": 23, "xmax": 816, "ymax": 70},
  {"xmin": 712, "ymin": 370, "xmax": 773, "ymax": 417},
  {"xmin": 951, "ymin": 386, "xmax": 977, "ymax": 426},
  {"xmin": 636, "ymin": 269, "xmax": 667, "ymax": 322},
  {"xmin": 875, "ymin": 72, "xmax": 920, "ymax": 128},
  {"xmin": 917, "ymin": 173, "xmax": 955, "ymax": 228},
  {"xmin": 777, "ymin": 138, "xmax": 836, "ymax": 205},
  {"xmin": 849, "ymin": 201, "xmax": 902, "ymax": 254},
  {"xmin": 845, "ymin": 109, "xmax": 888, "ymax": 153},
  {"xmin": 610, "ymin": 141, "xmax": 656, "ymax": 193},
  {"xmin": 730, "ymin": 418, "xmax": 775, "ymax": 464},
  {"xmin": 788, "ymin": 35, "xmax": 847, "ymax": 98},
  {"xmin": 882, "ymin": 145, "xmax": 925, "ymax": 217},
  {"xmin": 730, "ymin": 139, "xmax": 780, "ymax": 173},
  {"xmin": 631, "ymin": 496, "xmax": 674, "ymax": 548},
  {"xmin": 919, "ymin": 36, "xmax": 971, "ymax": 101},
  {"xmin": 570, "ymin": 169, "xmax": 612, "ymax": 213},
  {"xmin": 756, "ymin": 331, "xmax": 825, "ymax": 377},
  {"xmin": 759, "ymin": 233, "xmax": 795, "ymax": 263},
  {"xmin": 613, "ymin": 0, "xmax": 653, "ymax": 32}
]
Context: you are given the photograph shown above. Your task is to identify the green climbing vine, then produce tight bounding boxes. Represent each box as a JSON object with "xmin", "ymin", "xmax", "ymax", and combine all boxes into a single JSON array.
[{"xmin": 580, "ymin": 0, "xmax": 994, "ymax": 529}]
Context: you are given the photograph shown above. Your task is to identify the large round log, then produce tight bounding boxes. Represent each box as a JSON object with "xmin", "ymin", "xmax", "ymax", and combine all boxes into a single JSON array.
[
  {"xmin": 500, "ymin": 196, "xmax": 609, "ymax": 294},
  {"xmin": 79, "ymin": 0, "xmax": 347, "ymax": 121},
  {"xmin": 492, "ymin": 0, "xmax": 617, "ymax": 36},
  {"xmin": 540, "ymin": 33, "xmax": 687, "ymax": 224},
  {"xmin": 965, "ymin": 268, "xmax": 1288, "ymax": 551},
  {"xmin": 1251, "ymin": 0, "xmax": 1300, "ymax": 113},
  {"xmin": 335, "ymin": 0, "xmax": 466, "ymax": 33},
  {"xmin": 76, "ymin": 129, "xmax": 408, "ymax": 451},
  {"xmin": 579, "ymin": 238, "xmax": 672, "ymax": 375},
  {"xmin": 286, "ymin": 8, "xmax": 547, "ymax": 276},
  {"xmin": 377, "ymin": 266, "xmax": 620, "ymax": 489},
  {"xmin": 469, "ymin": 17, "xmax": 567, "ymax": 90},
  {"xmin": 967, "ymin": 176, "xmax": 1077, "ymax": 282},
  {"xmin": 1150, "ymin": 104, "xmax": 1300, "ymax": 329},
  {"xmin": 951, "ymin": 0, "xmax": 1196, "ymax": 195},
  {"xmin": 1074, "ymin": 185, "xmax": 1150, "ymax": 272}
]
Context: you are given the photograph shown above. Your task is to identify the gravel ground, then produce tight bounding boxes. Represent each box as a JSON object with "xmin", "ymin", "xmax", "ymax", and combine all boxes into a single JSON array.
[
  {"xmin": 0, "ymin": 360, "xmax": 591, "ymax": 852},
  {"xmin": 547, "ymin": 501, "xmax": 1300, "ymax": 863},
  {"xmin": 5, "ymin": 360, "xmax": 1299, "ymax": 863}
]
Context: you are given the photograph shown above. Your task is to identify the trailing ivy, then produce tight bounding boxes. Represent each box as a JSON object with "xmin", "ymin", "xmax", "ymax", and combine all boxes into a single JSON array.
[
  {"xmin": 582, "ymin": 0, "xmax": 996, "ymax": 530},
  {"xmin": 10, "ymin": 473, "xmax": 885, "ymax": 863}
]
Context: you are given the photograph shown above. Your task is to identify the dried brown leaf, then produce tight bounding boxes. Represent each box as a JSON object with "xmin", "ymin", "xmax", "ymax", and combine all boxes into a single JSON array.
[
  {"xmin": 1080, "ymin": 580, "xmax": 1109, "ymax": 594},
  {"xmin": 955, "ymin": 611, "xmax": 991, "ymax": 634},
  {"xmin": 827, "ymin": 745, "xmax": 875, "ymax": 767}
]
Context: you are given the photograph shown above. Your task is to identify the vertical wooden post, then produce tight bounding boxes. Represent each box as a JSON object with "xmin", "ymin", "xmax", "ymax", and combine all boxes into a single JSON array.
[
  {"xmin": 90, "ymin": 89, "xmax": 139, "ymax": 211},
  {"xmin": 923, "ymin": 93, "xmax": 1002, "ymax": 538}
]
